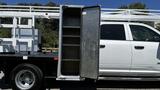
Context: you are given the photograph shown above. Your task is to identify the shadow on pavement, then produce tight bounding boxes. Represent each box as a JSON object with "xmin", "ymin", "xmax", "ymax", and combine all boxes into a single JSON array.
[
  {"xmin": 45, "ymin": 79, "xmax": 160, "ymax": 90},
  {"xmin": 1, "ymin": 78, "xmax": 160, "ymax": 90}
]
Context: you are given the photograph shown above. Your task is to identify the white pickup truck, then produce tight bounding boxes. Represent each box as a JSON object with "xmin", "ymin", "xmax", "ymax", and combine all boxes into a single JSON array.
[
  {"xmin": 2, "ymin": 5, "xmax": 160, "ymax": 90},
  {"xmin": 99, "ymin": 22, "xmax": 160, "ymax": 80}
]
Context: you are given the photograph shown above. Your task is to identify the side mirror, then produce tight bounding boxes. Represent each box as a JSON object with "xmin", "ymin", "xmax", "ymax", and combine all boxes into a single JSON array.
[{"xmin": 153, "ymin": 36, "xmax": 160, "ymax": 42}]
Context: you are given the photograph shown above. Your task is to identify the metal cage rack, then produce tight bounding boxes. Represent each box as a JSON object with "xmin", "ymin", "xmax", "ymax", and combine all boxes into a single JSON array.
[{"xmin": 0, "ymin": 5, "xmax": 160, "ymax": 53}]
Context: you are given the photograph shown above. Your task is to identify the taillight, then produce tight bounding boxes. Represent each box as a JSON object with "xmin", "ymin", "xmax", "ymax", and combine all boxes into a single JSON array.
[{"xmin": 53, "ymin": 57, "xmax": 58, "ymax": 61}]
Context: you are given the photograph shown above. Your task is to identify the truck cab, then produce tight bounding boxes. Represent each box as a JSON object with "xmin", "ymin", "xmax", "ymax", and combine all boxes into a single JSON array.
[{"xmin": 99, "ymin": 22, "xmax": 160, "ymax": 78}]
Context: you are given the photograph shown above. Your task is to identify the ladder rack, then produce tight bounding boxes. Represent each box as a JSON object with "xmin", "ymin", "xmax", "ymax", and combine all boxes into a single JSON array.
[
  {"xmin": 0, "ymin": 5, "xmax": 60, "ymax": 18},
  {"xmin": 0, "ymin": 5, "xmax": 160, "ymax": 22},
  {"xmin": 0, "ymin": 5, "xmax": 160, "ymax": 53},
  {"xmin": 101, "ymin": 8, "xmax": 160, "ymax": 22}
]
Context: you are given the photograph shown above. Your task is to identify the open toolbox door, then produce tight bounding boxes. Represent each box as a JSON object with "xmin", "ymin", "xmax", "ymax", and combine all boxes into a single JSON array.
[{"xmin": 80, "ymin": 6, "xmax": 100, "ymax": 79}]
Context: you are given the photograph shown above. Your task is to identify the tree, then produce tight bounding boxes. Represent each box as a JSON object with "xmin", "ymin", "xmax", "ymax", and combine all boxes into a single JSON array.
[
  {"xmin": 0, "ymin": 2, "xmax": 7, "ymax": 5},
  {"xmin": 0, "ymin": 28, "xmax": 11, "ymax": 38},
  {"xmin": 36, "ymin": 18, "xmax": 59, "ymax": 47},
  {"xmin": 119, "ymin": 2, "xmax": 156, "ymax": 27},
  {"xmin": 155, "ymin": 23, "xmax": 160, "ymax": 31},
  {"xmin": 0, "ymin": 2, "xmax": 59, "ymax": 48},
  {"xmin": 45, "ymin": 1, "xmax": 57, "ymax": 6},
  {"xmin": 35, "ymin": 1, "xmax": 59, "ymax": 47},
  {"xmin": 0, "ymin": 2, "xmax": 11, "ymax": 38},
  {"xmin": 16, "ymin": 2, "xmax": 59, "ymax": 48},
  {"xmin": 119, "ymin": 2, "xmax": 147, "ymax": 9},
  {"xmin": 17, "ymin": 3, "xmax": 42, "ymax": 6}
]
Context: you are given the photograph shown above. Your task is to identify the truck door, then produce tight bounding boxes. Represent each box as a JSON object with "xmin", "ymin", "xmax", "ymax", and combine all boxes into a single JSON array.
[
  {"xmin": 129, "ymin": 24, "xmax": 160, "ymax": 76},
  {"xmin": 80, "ymin": 6, "xmax": 100, "ymax": 79},
  {"xmin": 99, "ymin": 23, "xmax": 132, "ymax": 76}
]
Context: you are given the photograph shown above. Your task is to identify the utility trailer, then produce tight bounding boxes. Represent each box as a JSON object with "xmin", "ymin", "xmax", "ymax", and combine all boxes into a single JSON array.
[{"xmin": 1, "ymin": 4, "xmax": 160, "ymax": 90}]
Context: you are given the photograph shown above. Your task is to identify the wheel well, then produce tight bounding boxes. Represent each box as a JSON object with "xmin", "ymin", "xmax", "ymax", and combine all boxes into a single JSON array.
[
  {"xmin": 10, "ymin": 63, "xmax": 44, "ymax": 90},
  {"xmin": 2, "ymin": 59, "xmax": 57, "ymax": 84}
]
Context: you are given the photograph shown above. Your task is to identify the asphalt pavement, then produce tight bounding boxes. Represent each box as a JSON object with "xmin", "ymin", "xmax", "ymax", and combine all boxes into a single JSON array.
[{"xmin": 1, "ymin": 72, "xmax": 160, "ymax": 90}]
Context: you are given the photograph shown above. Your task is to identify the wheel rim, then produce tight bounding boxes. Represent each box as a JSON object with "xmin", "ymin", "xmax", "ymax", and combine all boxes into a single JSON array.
[{"xmin": 15, "ymin": 70, "xmax": 36, "ymax": 90}]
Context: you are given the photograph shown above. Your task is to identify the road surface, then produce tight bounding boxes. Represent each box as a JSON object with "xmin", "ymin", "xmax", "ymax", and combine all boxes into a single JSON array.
[{"xmin": 1, "ymin": 72, "xmax": 160, "ymax": 90}]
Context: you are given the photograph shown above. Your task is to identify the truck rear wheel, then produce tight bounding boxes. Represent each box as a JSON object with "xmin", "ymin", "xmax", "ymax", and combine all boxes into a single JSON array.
[{"xmin": 10, "ymin": 64, "xmax": 43, "ymax": 90}]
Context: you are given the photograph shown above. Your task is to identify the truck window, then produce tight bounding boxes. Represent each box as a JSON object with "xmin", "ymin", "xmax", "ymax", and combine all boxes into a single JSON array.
[
  {"xmin": 101, "ymin": 24, "xmax": 126, "ymax": 40},
  {"xmin": 130, "ymin": 25, "xmax": 160, "ymax": 42}
]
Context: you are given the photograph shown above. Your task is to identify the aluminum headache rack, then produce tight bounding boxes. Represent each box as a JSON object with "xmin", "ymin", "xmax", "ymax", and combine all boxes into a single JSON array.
[{"xmin": 0, "ymin": 5, "xmax": 160, "ymax": 53}]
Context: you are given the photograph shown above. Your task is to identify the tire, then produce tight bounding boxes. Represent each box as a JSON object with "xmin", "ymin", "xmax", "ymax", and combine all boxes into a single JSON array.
[{"xmin": 10, "ymin": 64, "xmax": 43, "ymax": 90}]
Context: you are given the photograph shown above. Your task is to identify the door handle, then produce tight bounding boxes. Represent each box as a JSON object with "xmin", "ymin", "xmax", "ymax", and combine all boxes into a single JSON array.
[
  {"xmin": 100, "ymin": 45, "xmax": 105, "ymax": 48},
  {"xmin": 134, "ymin": 46, "xmax": 144, "ymax": 50}
]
